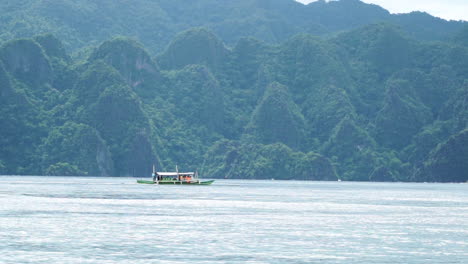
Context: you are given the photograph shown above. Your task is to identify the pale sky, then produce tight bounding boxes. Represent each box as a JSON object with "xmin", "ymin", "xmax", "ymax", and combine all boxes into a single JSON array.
[{"xmin": 296, "ymin": 0, "xmax": 468, "ymax": 21}]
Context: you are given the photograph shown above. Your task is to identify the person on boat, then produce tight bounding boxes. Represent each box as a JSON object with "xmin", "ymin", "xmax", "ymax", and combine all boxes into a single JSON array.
[{"xmin": 152, "ymin": 172, "xmax": 156, "ymax": 182}]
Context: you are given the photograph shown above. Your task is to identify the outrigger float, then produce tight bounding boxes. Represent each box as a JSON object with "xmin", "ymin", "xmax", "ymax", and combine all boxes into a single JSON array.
[{"xmin": 137, "ymin": 165, "xmax": 214, "ymax": 185}]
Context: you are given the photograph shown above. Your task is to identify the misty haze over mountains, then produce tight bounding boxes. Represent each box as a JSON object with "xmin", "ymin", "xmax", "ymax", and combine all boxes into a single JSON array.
[
  {"xmin": 296, "ymin": 0, "xmax": 468, "ymax": 21},
  {"xmin": 0, "ymin": 0, "xmax": 465, "ymax": 54}
]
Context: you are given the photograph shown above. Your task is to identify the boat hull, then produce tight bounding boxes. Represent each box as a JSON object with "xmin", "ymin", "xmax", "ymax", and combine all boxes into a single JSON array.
[{"xmin": 137, "ymin": 180, "xmax": 214, "ymax": 185}]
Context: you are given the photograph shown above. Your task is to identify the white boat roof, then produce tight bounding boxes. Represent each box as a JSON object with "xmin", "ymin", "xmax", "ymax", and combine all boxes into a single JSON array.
[{"xmin": 156, "ymin": 172, "xmax": 195, "ymax": 176}]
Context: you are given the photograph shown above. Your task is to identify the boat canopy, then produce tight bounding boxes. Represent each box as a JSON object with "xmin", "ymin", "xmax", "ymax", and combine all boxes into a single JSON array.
[{"xmin": 157, "ymin": 172, "xmax": 195, "ymax": 176}]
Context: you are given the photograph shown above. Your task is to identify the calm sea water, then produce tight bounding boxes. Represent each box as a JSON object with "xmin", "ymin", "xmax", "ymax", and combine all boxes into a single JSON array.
[{"xmin": 0, "ymin": 176, "xmax": 467, "ymax": 264}]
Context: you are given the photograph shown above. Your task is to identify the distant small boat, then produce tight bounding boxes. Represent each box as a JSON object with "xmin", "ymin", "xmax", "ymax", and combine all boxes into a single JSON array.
[{"xmin": 137, "ymin": 165, "xmax": 214, "ymax": 185}]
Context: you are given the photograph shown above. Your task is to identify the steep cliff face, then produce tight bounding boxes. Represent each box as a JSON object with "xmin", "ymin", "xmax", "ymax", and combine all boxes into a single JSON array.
[
  {"xmin": 90, "ymin": 38, "xmax": 160, "ymax": 91},
  {"xmin": 229, "ymin": 37, "xmax": 273, "ymax": 99},
  {"xmin": 157, "ymin": 28, "xmax": 229, "ymax": 71},
  {"xmin": 246, "ymin": 82, "xmax": 305, "ymax": 150},
  {"xmin": 0, "ymin": 39, "xmax": 52, "ymax": 86},
  {"xmin": 303, "ymin": 83, "xmax": 356, "ymax": 143},
  {"xmin": 332, "ymin": 24, "xmax": 416, "ymax": 118},
  {"xmin": 0, "ymin": 61, "xmax": 43, "ymax": 174},
  {"xmin": 322, "ymin": 117, "xmax": 378, "ymax": 180},
  {"xmin": 374, "ymin": 78, "xmax": 432, "ymax": 150},
  {"xmin": 440, "ymin": 83, "xmax": 468, "ymax": 131},
  {"xmin": 92, "ymin": 83, "xmax": 156, "ymax": 176},
  {"xmin": 402, "ymin": 121, "xmax": 453, "ymax": 166},
  {"xmin": 417, "ymin": 129, "xmax": 468, "ymax": 182},
  {"xmin": 334, "ymin": 24, "xmax": 412, "ymax": 76},
  {"xmin": 40, "ymin": 122, "xmax": 114, "ymax": 176},
  {"xmin": 275, "ymin": 35, "xmax": 357, "ymax": 141},
  {"xmin": 365, "ymin": 26, "xmax": 413, "ymax": 78},
  {"xmin": 168, "ymin": 65, "xmax": 225, "ymax": 132},
  {"xmin": 324, "ymin": 117, "xmax": 377, "ymax": 154},
  {"xmin": 71, "ymin": 60, "xmax": 159, "ymax": 176},
  {"xmin": 73, "ymin": 61, "xmax": 123, "ymax": 108},
  {"xmin": 34, "ymin": 34, "xmax": 69, "ymax": 61},
  {"xmin": 277, "ymin": 35, "xmax": 351, "ymax": 100}
]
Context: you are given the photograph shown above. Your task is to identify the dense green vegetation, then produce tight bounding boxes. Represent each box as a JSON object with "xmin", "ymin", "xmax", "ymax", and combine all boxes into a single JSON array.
[
  {"xmin": 0, "ymin": 0, "xmax": 467, "ymax": 182},
  {"xmin": 0, "ymin": 0, "xmax": 465, "ymax": 55}
]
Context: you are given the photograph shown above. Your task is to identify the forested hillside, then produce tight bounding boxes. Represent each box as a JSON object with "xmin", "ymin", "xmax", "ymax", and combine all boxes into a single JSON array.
[
  {"xmin": 0, "ymin": 0, "xmax": 465, "ymax": 54},
  {"xmin": 0, "ymin": 0, "xmax": 467, "ymax": 182}
]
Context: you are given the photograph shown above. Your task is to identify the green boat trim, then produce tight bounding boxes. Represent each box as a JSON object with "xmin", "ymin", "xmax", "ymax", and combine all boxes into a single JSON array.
[
  {"xmin": 137, "ymin": 179, "xmax": 214, "ymax": 185},
  {"xmin": 137, "ymin": 165, "xmax": 214, "ymax": 185}
]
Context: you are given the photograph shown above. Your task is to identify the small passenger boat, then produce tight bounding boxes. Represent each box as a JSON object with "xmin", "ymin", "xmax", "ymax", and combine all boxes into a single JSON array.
[{"xmin": 137, "ymin": 165, "xmax": 214, "ymax": 185}]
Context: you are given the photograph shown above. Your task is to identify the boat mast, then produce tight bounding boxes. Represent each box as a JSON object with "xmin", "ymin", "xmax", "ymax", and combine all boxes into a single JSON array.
[{"xmin": 152, "ymin": 164, "xmax": 156, "ymax": 182}]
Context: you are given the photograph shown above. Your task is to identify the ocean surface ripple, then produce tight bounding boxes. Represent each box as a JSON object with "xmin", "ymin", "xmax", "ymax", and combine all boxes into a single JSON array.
[{"xmin": 1, "ymin": 176, "xmax": 467, "ymax": 264}]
